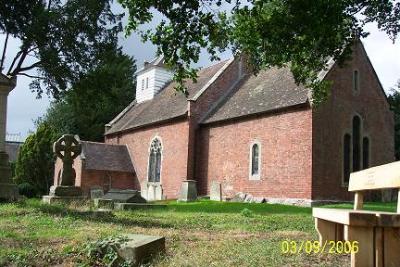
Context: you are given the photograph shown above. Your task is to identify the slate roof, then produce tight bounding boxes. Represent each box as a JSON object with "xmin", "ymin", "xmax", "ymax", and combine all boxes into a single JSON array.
[
  {"xmin": 202, "ymin": 67, "xmax": 310, "ymax": 124},
  {"xmin": 80, "ymin": 141, "xmax": 134, "ymax": 173},
  {"xmin": 105, "ymin": 60, "xmax": 230, "ymax": 135},
  {"xmin": 5, "ymin": 141, "xmax": 23, "ymax": 162}
]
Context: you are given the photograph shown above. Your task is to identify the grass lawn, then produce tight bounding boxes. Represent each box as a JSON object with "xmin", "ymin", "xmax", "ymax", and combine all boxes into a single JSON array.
[{"xmin": 0, "ymin": 199, "xmax": 395, "ymax": 267}]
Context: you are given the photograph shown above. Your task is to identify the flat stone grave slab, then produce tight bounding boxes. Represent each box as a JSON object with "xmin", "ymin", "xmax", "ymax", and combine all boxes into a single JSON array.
[
  {"xmin": 118, "ymin": 234, "xmax": 165, "ymax": 266},
  {"xmin": 42, "ymin": 195, "xmax": 85, "ymax": 205},
  {"xmin": 94, "ymin": 189, "xmax": 146, "ymax": 209},
  {"xmin": 114, "ymin": 203, "xmax": 167, "ymax": 211}
]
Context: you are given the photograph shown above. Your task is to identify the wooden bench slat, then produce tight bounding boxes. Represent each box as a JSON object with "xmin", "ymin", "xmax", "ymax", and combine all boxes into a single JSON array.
[
  {"xmin": 313, "ymin": 208, "xmax": 377, "ymax": 226},
  {"xmin": 348, "ymin": 161, "xmax": 400, "ymax": 192}
]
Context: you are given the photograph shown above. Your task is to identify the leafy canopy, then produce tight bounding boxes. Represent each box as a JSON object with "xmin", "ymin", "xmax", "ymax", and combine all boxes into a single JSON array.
[
  {"xmin": 119, "ymin": 0, "xmax": 400, "ymax": 101},
  {"xmin": 39, "ymin": 47, "xmax": 136, "ymax": 142},
  {"xmin": 0, "ymin": 0, "xmax": 123, "ymax": 98},
  {"xmin": 388, "ymin": 80, "xmax": 400, "ymax": 160}
]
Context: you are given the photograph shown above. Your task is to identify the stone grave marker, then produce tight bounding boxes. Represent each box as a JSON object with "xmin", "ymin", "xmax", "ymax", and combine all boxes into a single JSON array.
[
  {"xmin": 178, "ymin": 180, "xmax": 197, "ymax": 202},
  {"xmin": 118, "ymin": 234, "xmax": 165, "ymax": 266},
  {"xmin": 90, "ymin": 187, "xmax": 104, "ymax": 199},
  {"xmin": 42, "ymin": 134, "xmax": 84, "ymax": 204},
  {"xmin": 210, "ymin": 181, "xmax": 222, "ymax": 201},
  {"xmin": 94, "ymin": 189, "xmax": 146, "ymax": 209}
]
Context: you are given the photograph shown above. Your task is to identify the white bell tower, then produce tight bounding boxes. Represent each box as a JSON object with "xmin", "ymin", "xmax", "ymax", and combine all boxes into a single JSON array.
[{"xmin": 136, "ymin": 56, "xmax": 174, "ymax": 103}]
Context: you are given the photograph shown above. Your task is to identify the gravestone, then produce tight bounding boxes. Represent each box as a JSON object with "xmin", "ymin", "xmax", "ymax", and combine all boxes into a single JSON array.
[
  {"xmin": 231, "ymin": 192, "xmax": 247, "ymax": 202},
  {"xmin": 42, "ymin": 134, "xmax": 83, "ymax": 204},
  {"xmin": 210, "ymin": 181, "xmax": 222, "ymax": 201},
  {"xmin": 118, "ymin": 234, "xmax": 165, "ymax": 266},
  {"xmin": 0, "ymin": 76, "xmax": 19, "ymax": 201},
  {"xmin": 94, "ymin": 189, "xmax": 146, "ymax": 209},
  {"xmin": 178, "ymin": 180, "xmax": 197, "ymax": 202},
  {"xmin": 90, "ymin": 187, "xmax": 104, "ymax": 199}
]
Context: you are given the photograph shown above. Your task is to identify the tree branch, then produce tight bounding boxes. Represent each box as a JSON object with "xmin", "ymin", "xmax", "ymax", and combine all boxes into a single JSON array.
[
  {"xmin": 0, "ymin": 33, "xmax": 9, "ymax": 72},
  {"xmin": 7, "ymin": 50, "xmax": 23, "ymax": 75},
  {"xmin": 18, "ymin": 72, "xmax": 45, "ymax": 80},
  {"xmin": 16, "ymin": 61, "xmax": 42, "ymax": 73}
]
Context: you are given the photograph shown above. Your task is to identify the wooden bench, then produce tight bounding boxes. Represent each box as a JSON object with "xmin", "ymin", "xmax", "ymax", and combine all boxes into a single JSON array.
[{"xmin": 313, "ymin": 161, "xmax": 400, "ymax": 267}]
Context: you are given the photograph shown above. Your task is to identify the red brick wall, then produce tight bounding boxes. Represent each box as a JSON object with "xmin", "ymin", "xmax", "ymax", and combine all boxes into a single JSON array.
[
  {"xmin": 105, "ymin": 119, "xmax": 190, "ymax": 199},
  {"xmin": 196, "ymin": 106, "xmax": 313, "ymax": 200},
  {"xmin": 53, "ymin": 157, "xmax": 137, "ymax": 197},
  {"xmin": 80, "ymin": 170, "xmax": 137, "ymax": 196},
  {"xmin": 312, "ymin": 41, "xmax": 395, "ymax": 201},
  {"xmin": 188, "ymin": 56, "xmax": 249, "ymax": 181}
]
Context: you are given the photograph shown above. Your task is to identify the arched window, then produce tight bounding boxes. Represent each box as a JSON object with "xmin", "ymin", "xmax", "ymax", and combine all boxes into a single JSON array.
[
  {"xmin": 148, "ymin": 138, "xmax": 162, "ymax": 183},
  {"xmin": 343, "ymin": 134, "xmax": 351, "ymax": 184},
  {"xmin": 352, "ymin": 116, "xmax": 361, "ymax": 172},
  {"xmin": 363, "ymin": 137, "xmax": 369, "ymax": 169},
  {"xmin": 343, "ymin": 115, "xmax": 371, "ymax": 185},
  {"xmin": 249, "ymin": 142, "xmax": 261, "ymax": 180}
]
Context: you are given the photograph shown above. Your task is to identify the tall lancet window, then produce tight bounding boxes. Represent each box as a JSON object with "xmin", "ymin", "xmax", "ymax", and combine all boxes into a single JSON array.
[
  {"xmin": 250, "ymin": 142, "xmax": 261, "ymax": 180},
  {"xmin": 352, "ymin": 116, "xmax": 361, "ymax": 172},
  {"xmin": 148, "ymin": 138, "xmax": 162, "ymax": 183}
]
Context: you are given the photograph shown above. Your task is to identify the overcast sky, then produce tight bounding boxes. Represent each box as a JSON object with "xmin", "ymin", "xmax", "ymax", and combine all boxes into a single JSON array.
[{"xmin": 3, "ymin": 14, "xmax": 400, "ymax": 141}]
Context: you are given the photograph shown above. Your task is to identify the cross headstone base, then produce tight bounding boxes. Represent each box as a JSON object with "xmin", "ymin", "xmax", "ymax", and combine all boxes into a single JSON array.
[
  {"xmin": 42, "ymin": 185, "xmax": 84, "ymax": 204},
  {"xmin": 0, "ymin": 152, "xmax": 19, "ymax": 201}
]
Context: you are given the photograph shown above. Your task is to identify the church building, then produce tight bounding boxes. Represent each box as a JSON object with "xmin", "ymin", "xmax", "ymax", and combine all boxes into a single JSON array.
[{"xmin": 54, "ymin": 41, "xmax": 394, "ymax": 205}]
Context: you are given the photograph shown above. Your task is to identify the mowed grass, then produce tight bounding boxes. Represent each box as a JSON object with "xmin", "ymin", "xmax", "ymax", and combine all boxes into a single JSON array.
[{"xmin": 2, "ymin": 199, "xmax": 394, "ymax": 266}]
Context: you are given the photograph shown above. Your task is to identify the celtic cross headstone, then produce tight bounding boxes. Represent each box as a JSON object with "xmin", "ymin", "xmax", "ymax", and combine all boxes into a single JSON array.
[
  {"xmin": 53, "ymin": 134, "xmax": 82, "ymax": 186},
  {"xmin": 43, "ymin": 134, "xmax": 84, "ymax": 202}
]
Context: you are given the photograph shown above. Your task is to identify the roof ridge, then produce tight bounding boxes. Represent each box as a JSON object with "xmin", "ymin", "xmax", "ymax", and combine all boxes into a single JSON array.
[
  {"xmin": 190, "ymin": 58, "xmax": 235, "ymax": 101},
  {"xmin": 81, "ymin": 140, "xmax": 127, "ymax": 147}
]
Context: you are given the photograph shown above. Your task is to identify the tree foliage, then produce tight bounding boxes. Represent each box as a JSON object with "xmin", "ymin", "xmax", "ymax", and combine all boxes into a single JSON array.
[
  {"xmin": 388, "ymin": 80, "xmax": 400, "ymax": 160},
  {"xmin": 39, "ymin": 48, "xmax": 136, "ymax": 141},
  {"xmin": 14, "ymin": 123, "xmax": 57, "ymax": 196},
  {"xmin": 0, "ymin": 0, "xmax": 123, "ymax": 98},
  {"xmin": 120, "ymin": 0, "xmax": 400, "ymax": 101}
]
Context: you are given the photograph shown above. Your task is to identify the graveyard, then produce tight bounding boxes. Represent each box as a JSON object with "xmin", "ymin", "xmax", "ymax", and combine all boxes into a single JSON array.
[{"xmin": 0, "ymin": 197, "xmax": 395, "ymax": 266}]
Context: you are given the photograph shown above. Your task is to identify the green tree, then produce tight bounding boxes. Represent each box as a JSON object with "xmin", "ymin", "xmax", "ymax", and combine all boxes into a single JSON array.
[
  {"xmin": 119, "ymin": 0, "xmax": 399, "ymax": 101},
  {"xmin": 40, "ymin": 48, "xmax": 136, "ymax": 141},
  {"xmin": 0, "ymin": 0, "xmax": 123, "ymax": 98},
  {"xmin": 14, "ymin": 123, "xmax": 57, "ymax": 196},
  {"xmin": 388, "ymin": 80, "xmax": 400, "ymax": 160}
]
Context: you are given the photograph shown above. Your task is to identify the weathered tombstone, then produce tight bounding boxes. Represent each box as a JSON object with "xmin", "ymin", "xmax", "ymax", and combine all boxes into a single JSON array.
[
  {"xmin": 210, "ymin": 181, "xmax": 222, "ymax": 201},
  {"xmin": 178, "ymin": 180, "xmax": 197, "ymax": 202},
  {"xmin": 90, "ymin": 187, "xmax": 104, "ymax": 199},
  {"xmin": 231, "ymin": 192, "xmax": 247, "ymax": 202},
  {"xmin": 94, "ymin": 189, "xmax": 146, "ymax": 209},
  {"xmin": 118, "ymin": 234, "xmax": 166, "ymax": 266},
  {"xmin": 42, "ymin": 134, "xmax": 83, "ymax": 204},
  {"xmin": 244, "ymin": 194, "xmax": 253, "ymax": 203},
  {"xmin": 0, "ymin": 76, "xmax": 19, "ymax": 201}
]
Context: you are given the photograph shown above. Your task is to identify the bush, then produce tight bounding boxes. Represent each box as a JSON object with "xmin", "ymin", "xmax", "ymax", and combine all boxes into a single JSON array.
[
  {"xmin": 18, "ymin": 182, "xmax": 37, "ymax": 198},
  {"xmin": 14, "ymin": 123, "xmax": 58, "ymax": 196}
]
